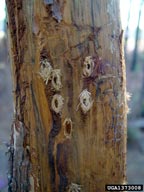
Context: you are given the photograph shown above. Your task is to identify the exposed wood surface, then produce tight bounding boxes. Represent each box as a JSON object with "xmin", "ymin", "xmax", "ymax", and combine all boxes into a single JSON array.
[{"xmin": 6, "ymin": 0, "xmax": 127, "ymax": 191}]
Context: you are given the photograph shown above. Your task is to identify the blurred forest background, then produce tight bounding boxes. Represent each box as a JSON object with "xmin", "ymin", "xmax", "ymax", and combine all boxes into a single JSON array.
[
  {"xmin": 0, "ymin": 0, "xmax": 144, "ymax": 191},
  {"xmin": 0, "ymin": 1, "xmax": 13, "ymax": 191},
  {"xmin": 120, "ymin": 0, "xmax": 144, "ymax": 187}
]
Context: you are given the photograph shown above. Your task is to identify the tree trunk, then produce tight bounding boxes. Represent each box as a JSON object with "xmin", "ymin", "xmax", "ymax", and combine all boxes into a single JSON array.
[{"xmin": 6, "ymin": 0, "xmax": 127, "ymax": 191}]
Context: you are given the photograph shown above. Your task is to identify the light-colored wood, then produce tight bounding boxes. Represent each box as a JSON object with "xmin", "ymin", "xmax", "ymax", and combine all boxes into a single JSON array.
[{"xmin": 6, "ymin": 0, "xmax": 127, "ymax": 191}]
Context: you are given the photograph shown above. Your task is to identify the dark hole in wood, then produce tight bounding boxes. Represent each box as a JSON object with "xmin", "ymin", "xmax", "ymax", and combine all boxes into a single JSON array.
[
  {"xmin": 83, "ymin": 98, "xmax": 88, "ymax": 106},
  {"xmin": 42, "ymin": 63, "xmax": 46, "ymax": 68},
  {"xmin": 55, "ymin": 99, "xmax": 58, "ymax": 108},
  {"xmin": 65, "ymin": 122, "xmax": 72, "ymax": 135},
  {"xmin": 83, "ymin": 98, "xmax": 86, "ymax": 105},
  {"xmin": 87, "ymin": 63, "xmax": 91, "ymax": 70},
  {"xmin": 54, "ymin": 76, "xmax": 57, "ymax": 84},
  {"xmin": 40, "ymin": 48, "xmax": 48, "ymax": 60}
]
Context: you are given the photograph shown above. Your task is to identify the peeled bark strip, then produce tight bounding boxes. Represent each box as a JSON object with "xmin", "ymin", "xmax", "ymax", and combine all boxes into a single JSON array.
[{"xmin": 6, "ymin": 0, "xmax": 127, "ymax": 191}]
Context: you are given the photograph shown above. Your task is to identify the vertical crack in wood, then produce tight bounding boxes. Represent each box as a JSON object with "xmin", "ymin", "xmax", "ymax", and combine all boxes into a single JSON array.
[
  {"xmin": 48, "ymin": 113, "xmax": 62, "ymax": 191},
  {"xmin": 6, "ymin": 0, "xmax": 28, "ymax": 121}
]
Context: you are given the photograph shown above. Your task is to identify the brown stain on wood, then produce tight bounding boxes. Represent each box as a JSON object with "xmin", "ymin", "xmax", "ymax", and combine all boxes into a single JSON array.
[{"xmin": 6, "ymin": 0, "xmax": 127, "ymax": 191}]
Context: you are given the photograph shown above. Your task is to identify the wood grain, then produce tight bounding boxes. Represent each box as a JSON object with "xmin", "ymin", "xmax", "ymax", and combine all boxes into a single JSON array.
[{"xmin": 6, "ymin": 0, "xmax": 127, "ymax": 191}]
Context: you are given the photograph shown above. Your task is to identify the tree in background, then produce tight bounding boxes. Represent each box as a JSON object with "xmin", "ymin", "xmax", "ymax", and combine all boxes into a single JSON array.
[
  {"xmin": 6, "ymin": 0, "xmax": 127, "ymax": 191},
  {"xmin": 131, "ymin": 0, "xmax": 144, "ymax": 71}
]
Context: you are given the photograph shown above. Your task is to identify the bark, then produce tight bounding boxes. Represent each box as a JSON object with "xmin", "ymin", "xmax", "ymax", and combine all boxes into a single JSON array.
[{"xmin": 6, "ymin": 0, "xmax": 127, "ymax": 191}]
